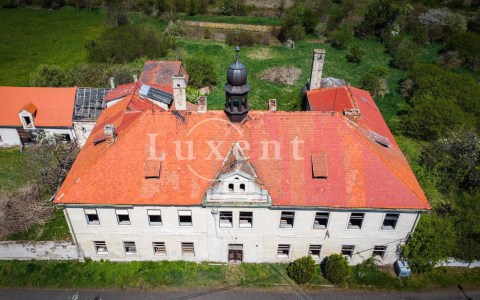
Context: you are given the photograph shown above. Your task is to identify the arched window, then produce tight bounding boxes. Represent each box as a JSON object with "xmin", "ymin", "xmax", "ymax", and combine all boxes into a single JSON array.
[
  {"xmin": 228, "ymin": 183, "xmax": 234, "ymax": 191},
  {"xmin": 240, "ymin": 184, "xmax": 245, "ymax": 192}
]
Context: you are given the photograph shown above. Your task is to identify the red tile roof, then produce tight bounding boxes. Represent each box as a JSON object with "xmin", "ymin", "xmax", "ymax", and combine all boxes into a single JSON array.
[
  {"xmin": 55, "ymin": 100, "xmax": 430, "ymax": 210},
  {"xmin": 0, "ymin": 87, "xmax": 76, "ymax": 127},
  {"xmin": 139, "ymin": 60, "xmax": 189, "ymax": 86},
  {"xmin": 104, "ymin": 83, "xmax": 137, "ymax": 103},
  {"xmin": 21, "ymin": 102, "xmax": 38, "ymax": 115}
]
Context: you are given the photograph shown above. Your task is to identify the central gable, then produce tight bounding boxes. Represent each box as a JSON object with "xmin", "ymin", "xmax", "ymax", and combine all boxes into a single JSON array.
[{"xmin": 205, "ymin": 143, "xmax": 270, "ymax": 206}]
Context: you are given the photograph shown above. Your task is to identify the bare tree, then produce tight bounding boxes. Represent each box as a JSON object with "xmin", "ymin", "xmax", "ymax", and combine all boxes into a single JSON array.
[{"xmin": 258, "ymin": 67, "xmax": 302, "ymax": 86}]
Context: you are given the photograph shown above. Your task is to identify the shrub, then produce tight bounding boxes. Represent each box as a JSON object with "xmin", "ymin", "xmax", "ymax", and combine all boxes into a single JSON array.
[
  {"xmin": 322, "ymin": 254, "xmax": 349, "ymax": 284},
  {"xmin": 279, "ymin": 4, "xmax": 319, "ymax": 42},
  {"xmin": 390, "ymin": 40, "xmax": 419, "ymax": 70},
  {"xmin": 439, "ymin": 50, "xmax": 463, "ymax": 70},
  {"xmin": 185, "ymin": 57, "xmax": 217, "ymax": 88},
  {"xmin": 329, "ymin": 26, "xmax": 353, "ymax": 50},
  {"xmin": 165, "ymin": 20, "xmax": 187, "ymax": 37},
  {"xmin": 467, "ymin": 13, "xmax": 480, "ymax": 34},
  {"xmin": 225, "ymin": 31, "xmax": 258, "ymax": 47},
  {"xmin": 445, "ymin": 31, "xmax": 480, "ymax": 71},
  {"xmin": 346, "ymin": 44, "xmax": 365, "ymax": 63},
  {"xmin": 258, "ymin": 67, "xmax": 301, "ymax": 86},
  {"xmin": 86, "ymin": 25, "xmax": 174, "ymax": 64},
  {"xmin": 31, "ymin": 64, "xmax": 68, "ymax": 87},
  {"xmin": 286, "ymin": 256, "xmax": 316, "ymax": 284},
  {"xmin": 359, "ymin": 67, "xmax": 389, "ymax": 98},
  {"xmin": 419, "ymin": 7, "xmax": 467, "ymax": 32}
]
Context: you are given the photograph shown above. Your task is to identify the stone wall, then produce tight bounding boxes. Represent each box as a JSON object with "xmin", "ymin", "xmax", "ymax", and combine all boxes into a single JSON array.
[{"xmin": 0, "ymin": 241, "xmax": 81, "ymax": 260}]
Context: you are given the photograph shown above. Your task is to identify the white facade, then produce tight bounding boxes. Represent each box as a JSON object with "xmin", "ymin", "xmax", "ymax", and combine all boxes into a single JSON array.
[
  {"xmin": 73, "ymin": 122, "xmax": 96, "ymax": 147},
  {"xmin": 0, "ymin": 128, "xmax": 21, "ymax": 147},
  {"xmin": 64, "ymin": 205, "xmax": 420, "ymax": 265}
]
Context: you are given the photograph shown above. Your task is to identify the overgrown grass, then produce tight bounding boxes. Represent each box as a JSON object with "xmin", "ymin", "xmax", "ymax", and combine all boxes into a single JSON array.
[
  {"xmin": 0, "ymin": 7, "xmax": 104, "ymax": 86},
  {"xmin": 0, "ymin": 148, "xmax": 33, "ymax": 193},
  {"xmin": 8, "ymin": 209, "xmax": 71, "ymax": 241},
  {"xmin": 179, "ymin": 14, "xmax": 282, "ymax": 26}
]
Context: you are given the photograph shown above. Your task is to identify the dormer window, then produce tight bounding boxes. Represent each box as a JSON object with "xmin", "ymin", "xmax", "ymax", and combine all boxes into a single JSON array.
[
  {"xmin": 23, "ymin": 116, "xmax": 33, "ymax": 128},
  {"xmin": 19, "ymin": 102, "xmax": 37, "ymax": 129},
  {"xmin": 240, "ymin": 184, "xmax": 245, "ymax": 192},
  {"xmin": 228, "ymin": 183, "xmax": 234, "ymax": 191}
]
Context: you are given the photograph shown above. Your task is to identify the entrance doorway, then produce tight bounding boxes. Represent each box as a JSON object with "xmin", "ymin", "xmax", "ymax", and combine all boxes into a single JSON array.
[{"xmin": 228, "ymin": 244, "xmax": 243, "ymax": 263}]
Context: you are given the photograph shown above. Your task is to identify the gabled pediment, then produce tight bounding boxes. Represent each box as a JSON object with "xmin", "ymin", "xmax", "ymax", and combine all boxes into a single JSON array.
[{"xmin": 204, "ymin": 143, "xmax": 270, "ymax": 206}]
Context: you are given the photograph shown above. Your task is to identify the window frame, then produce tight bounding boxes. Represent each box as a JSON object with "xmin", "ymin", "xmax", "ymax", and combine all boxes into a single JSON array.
[
  {"xmin": 219, "ymin": 211, "xmax": 233, "ymax": 228},
  {"xmin": 313, "ymin": 212, "xmax": 329, "ymax": 229},
  {"xmin": 123, "ymin": 241, "xmax": 137, "ymax": 255},
  {"xmin": 341, "ymin": 245, "xmax": 355, "ymax": 258},
  {"xmin": 147, "ymin": 209, "xmax": 163, "ymax": 226},
  {"xmin": 372, "ymin": 245, "xmax": 387, "ymax": 259},
  {"xmin": 84, "ymin": 208, "xmax": 100, "ymax": 225},
  {"xmin": 116, "ymin": 209, "xmax": 131, "ymax": 225},
  {"xmin": 152, "ymin": 242, "xmax": 166, "ymax": 256},
  {"xmin": 277, "ymin": 244, "xmax": 291, "ymax": 258},
  {"xmin": 181, "ymin": 242, "xmax": 195, "ymax": 256},
  {"xmin": 279, "ymin": 211, "xmax": 295, "ymax": 229},
  {"xmin": 347, "ymin": 212, "xmax": 365, "ymax": 229},
  {"xmin": 308, "ymin": 244, "xmax": 322, "ymax": 259},
  {"xmin": 239, "ymin": 211, "xmax": 253, "ymax": 228},
  {"xmin": 178, "ymin": 210, "xmax": 193, "ymax": 226},
  {"xmin": 381, "ymin": 213, "xmax": 400, "ymax": 230},
  {"xmin": 94, "ymin": 241, "xmax": 108, "ymax": 255}
]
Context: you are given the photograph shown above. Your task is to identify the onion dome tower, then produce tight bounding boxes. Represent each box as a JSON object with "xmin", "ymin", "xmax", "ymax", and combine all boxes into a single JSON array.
[{"xmin": 224, "ymin": 46, "xmax": 250, "ymax": 123}]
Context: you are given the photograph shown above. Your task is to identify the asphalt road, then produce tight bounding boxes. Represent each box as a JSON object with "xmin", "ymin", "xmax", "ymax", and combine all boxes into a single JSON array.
[{"xmin": 0, "ymin": 288, "xmax": 479, "ymax": 300}]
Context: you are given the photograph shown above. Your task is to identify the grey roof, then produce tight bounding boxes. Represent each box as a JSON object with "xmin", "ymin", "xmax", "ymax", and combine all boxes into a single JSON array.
[
  {"xmin": 139, "ymin": 84, "xmax": 173, "ymax": 105},
  {"xmin": 320, "ymin": 77, "xmax": 346, "ymax": 88},
  {"xmin": 73, "ymin": 88, "xmax": 111, "ymax": 122}
]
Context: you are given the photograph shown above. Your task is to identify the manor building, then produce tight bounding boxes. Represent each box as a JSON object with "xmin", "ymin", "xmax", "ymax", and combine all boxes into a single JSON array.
[{"xmin": 54, "ymin": 49, "xmax": 430, "ymax": 264}]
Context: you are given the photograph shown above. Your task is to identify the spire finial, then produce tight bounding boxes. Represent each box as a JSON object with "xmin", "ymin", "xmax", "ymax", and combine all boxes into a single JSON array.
[{"xmin": 235, "ymin": 46, "xmax": 240, "ymax": 62}]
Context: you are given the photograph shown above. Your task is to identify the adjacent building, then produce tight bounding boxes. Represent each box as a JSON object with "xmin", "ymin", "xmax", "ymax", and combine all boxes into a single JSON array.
[{"xmin": 54, "ymin": 49, "xmax": 430, "ymax": 265}]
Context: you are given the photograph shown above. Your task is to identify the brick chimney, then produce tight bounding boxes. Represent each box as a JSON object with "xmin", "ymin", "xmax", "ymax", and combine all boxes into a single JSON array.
[
  {"xmin": 198, "ymin": 96, "xmax": 207, "ymax": 113},
  {"xmin": 310, "ymin": 49, "xmax": 326, "ymax": 90},
  {"xmin": 109, "ymin": 77, "xmax": 115, "ymax": 89},
  {"xmin": 173, "ymin": 75, "xmax": 187, "ymax": 111},
  {"xmin": 269, "ymin": 99, "xmax": 277, "ymax": 112},
  {"xmin": 133, "ymin": 74, "xmax": 138, "ymax": 83},
  {"xmin": 104, "ymin": 124, "xmax": 116, "ymax": 144}
]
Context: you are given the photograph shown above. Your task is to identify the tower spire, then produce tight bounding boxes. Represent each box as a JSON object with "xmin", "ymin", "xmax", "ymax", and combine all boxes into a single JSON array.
[{"xmin": 224, "ymin": 47, "xmax": 250, "ymax": 123}]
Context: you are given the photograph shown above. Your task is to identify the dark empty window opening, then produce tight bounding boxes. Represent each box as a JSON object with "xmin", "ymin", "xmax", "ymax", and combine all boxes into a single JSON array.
[
  {"xmin": 148, "ymin": 210, "xmax": 162, "ymax": 226},
  {"xmin": 219, "ymin": 211, "xmax": 233, "ymax": 228},
  {"xmin": 280, "ymin": 211, "xmax": 295, "ymax": 228},
  {"xmin": 0, "ymin": 134, "xmax": 3, "ymax": 143},
  {"xmin": 85, "ymin": 209, "xmax": 100, "ymax": 225},
  {"xmin": 239, "ymin": 211, "xmax": 253, "ymax": 228},
  {"xmin": 372, "ymin": 245, "xmax": 387, "ymax": 259},
  {"xmin": 341, "ymin": 245, "xmax": 355, "ymax": 257},
  {"xmin": 382, "ymin": 213, "xmax": 399, "ymax": 230},
  {"xmin": 123, "ymin": 241, "xmax": 137, "ymax": 254},
  {"xmin": 116, "ymin": 210, "xmax": 131, "ymax": 225},
  {"xmin": 23, "ymin": 116, "xmax": 32, "ymax": 128},
  {"xmin": 348, "ymin": 213, "xmax": 364, "ymax": 229},
  {"xmin": 179, "ymin": 210, "xmax": 192, "ymax": 226},
  {"xmin": 228, "ymin": 183, "xmax": 234, "ymax": 191},
  {"xmin": 240, "ymin": 184, "xmax": 245, "ymax": 192},
  {"xmin": 313, "ymin": 212, "xmax": 329, "ymax": 229},
  {"xmin": 62, "ymin": 134, "xmax": 71, "ymax": 142}
]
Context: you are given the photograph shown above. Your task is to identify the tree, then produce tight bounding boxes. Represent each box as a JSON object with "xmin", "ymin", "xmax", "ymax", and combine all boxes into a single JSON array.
[
  {"xmin": 185, "ymin": 57, "xmax": 218, "ymax": 88},
  {"xmin": 329, "ymin": 25, "xmax": 353, "ymax": 50},
  {"xmin": 359, "ymin": 66, "xmax": 389, "ymax": 98},
  {"xmin": 279, "ymin": 5, "xmax": 319, "ymax": 42},
  {"xmin": 286, "ymin": 256, "xmax": 316, "ymax": 284},
  {"xmin": 104, "ymin": 0, "xmax": 129, "ymax": 28},
  {"xmin": 31, "ymin": 64, "xmax": 68, "ymax": 87},
  {"xmin": 346, "ymin": 44, "xmax": 365, "ymax": 63},
  {"xmin": 356, "ymin": 0, "xmax": 410, "ymax": 41},
  {"xmin": 402, "ymin": 213, "xmax": 455, "ymax": 273},
  {"xmin": 322, "ymin": 254, "xmax": 349, "ymax": 284},
  {"xmin": 86, "ymin": 25, "xmax": 174, "ymax": 64},
  {"xmin": 452, "ymin": 190, "xmax": 480, "ymax": 264}
]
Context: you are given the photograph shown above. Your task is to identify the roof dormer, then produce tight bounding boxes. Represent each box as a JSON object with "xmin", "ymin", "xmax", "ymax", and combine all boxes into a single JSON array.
[
  {"xmin": 205, "ymin": 143, "xmax": 270, "ymax": 206},
  {"xmin": 19, "ymin": 102, "xmax": 37, "ymax": 129}
]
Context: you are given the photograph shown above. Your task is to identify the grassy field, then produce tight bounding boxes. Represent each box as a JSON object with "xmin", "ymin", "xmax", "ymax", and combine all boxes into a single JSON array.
[
  {"xmin": 179, "ymin": 14, "xmax": 282, "ymax": 26},
  {"xmin": 0, "ymin": 259, "xmax": 479, "ymax": 291},
  {"xmin": 0, "ymin": 7, "xmax": 104, "ymax": 86}
]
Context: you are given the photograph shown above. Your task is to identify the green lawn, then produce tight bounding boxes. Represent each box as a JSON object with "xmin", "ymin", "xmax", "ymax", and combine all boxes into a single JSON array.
[
  {"xmin": 0, "ymin": 260, "xmax": 479, "ymax": 291},
  {"xmin": 0, "ymin": 7, "xmax": 104, "ymax": 86}
]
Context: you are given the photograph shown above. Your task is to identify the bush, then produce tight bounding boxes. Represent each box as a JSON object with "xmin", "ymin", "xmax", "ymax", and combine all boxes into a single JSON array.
[
  {"xmin": 445, "ymin": 31, "xmax": 480, "ymax": 71},
  {"xmin": 31, "ymin": 64, "xmax": 68, "ymax": 87},
  {"xmin": 390, "ymin": 40, "xmax": 419, "ymax": 70},
  {"xmin": 439, "ymin": 51, "xmax": 463, "ymax": 70},
  {"xmin": 322, "ymin": 254, "xmax": 349, "ymax": 284},
  {"xmin": 419, "ymin": 7, "xmax": 467, "ymax": 32},
  {"xmin": 346, "ymin": 44, "xmax": 365, "ymax": 63},
  {"xmin": 86, "ymin": 25, "xmax": 174, "ymax": 64},
  {"xmin": 279, "ymin": 4, "xmax": 319, "ymax": 42},
  {"xmin": 164, "ymin": 20, "xmax": 187, "ymax": 37},
  {"xmin": 225, "ymin": 31, "xmax": 259, "ymax": 47},
  {"xmin": 286, "ymin": 256, "xmax": 316, "ymax": 284},
  {"xmin": 329, "ymin": 26, "xmax": 353, "ymax": 50},
  {"xmin": 258, "ymin": 67, "xmax": 302, "ymax": 86},
  {"xmin": 359, "ymin": 66, "xmax": 389, "ymax": 98},
  {"xmin": 185, "ymin": 57, "xmax": 217, "ymax": 88}
]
